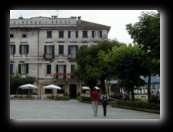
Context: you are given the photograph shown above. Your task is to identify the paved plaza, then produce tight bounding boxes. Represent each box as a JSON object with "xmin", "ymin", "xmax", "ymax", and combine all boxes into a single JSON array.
[{"xmin": 10, "ymin": 99, "xmax": 160, "ymax": 120}]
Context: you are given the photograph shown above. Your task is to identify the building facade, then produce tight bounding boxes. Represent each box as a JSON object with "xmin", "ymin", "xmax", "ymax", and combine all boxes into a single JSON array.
[{"xmin": 10, "ymin": 16, "xmax": 110, "ymax": 99}]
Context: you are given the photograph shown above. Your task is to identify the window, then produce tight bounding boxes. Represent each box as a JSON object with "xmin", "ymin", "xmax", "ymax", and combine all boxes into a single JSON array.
[
  {"xmin": 18, "ymin": 64, "xmax": 28, "ymax": 74},
  {"xmin": 59, "ymin": 45, "xmax": 64, "ymax": 54},
  {"xmin": 22, "ymin": 34, "xmax": 27, "ymax": 38},
  {"xmin": 44, "ymin": 45, "xmax": 54, "ymax": 54},
  {"xmin": 46, "ymin": 46, "xmax": 52, "ymax": 54},
  {"xmin": 10, "ymin": 34, "xmax": 14, "ymax": 38},
  {"xmin": 10, "ymin": 64, "xmax": 13, "ymax": 75},
  {"xmin": 47, "ymin": 31, "xmax": 52, "ymax": 38},
  {"xmin": 44, "ymin": 45, "xmax": 54, "ymax": 59},
  {"xmin": 68, "ymin": 31, "xmax": 78, "ymax": 38},
  {"xmin": 59, "ymin": 31, "xmax": 64, "ymax": 38},
  {"xmin": 71, "ymin": 65, "xmax": 75, "ymax": 78},
  {"xmin": 71, "ymin": 65, "xmax": 75, "ymax": 72},
  {"xmin": 83, "ymin": 31, "xmax": 88, "ymax": 38},
  {"xmin": 47, "ymin": 65, "xmax": 51, "ymax": 74},
  {"xmin": 57, "ymin": 85, "xmax": 64, "ymax": 94},
  {"xmin": 92, "ymin": 31, "xmax": 102, "ymax": 38},
  {"xmin": 56, "ymin": 65, "xmax": 66, "ymax": 79},
  {"xmin": 68, "ymin": 45, "xmax": 78, "ymax": 58},
  {"xmin": 10, "ymin": 45, "xmax": 15, "ymax": 55},
  {"xmin": 45, "ymin": 89, "xmax": 52, "ymax": 94},
  {"xmin": 19, "ymin": 45, "xmax": 29, "ymax": 54}
]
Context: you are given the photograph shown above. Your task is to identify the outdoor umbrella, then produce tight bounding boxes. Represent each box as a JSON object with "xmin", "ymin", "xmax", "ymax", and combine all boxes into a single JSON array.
[
  {"xmin": 18, "ymin": 84, "xmax": 38, "ymax": 96},
  {"xmin": 82, "ymin": 86, "xmax": 90, "ymax": 90},
  {"xmin": 43, "ymin": 84, "xmax": 61, "ymax": 90},
  {"xmin": 43, "ymin": 84, "xmax": 61, "ymax": 98},
  {"xmin": 94, "ymin": 86, "xmax": 100, "ymax": 90}
]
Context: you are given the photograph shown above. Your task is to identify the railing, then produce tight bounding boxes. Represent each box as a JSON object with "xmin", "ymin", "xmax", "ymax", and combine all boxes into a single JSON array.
[{"xmin": 43, "ymin": 53, "xmax": 54, "ymax": 60}]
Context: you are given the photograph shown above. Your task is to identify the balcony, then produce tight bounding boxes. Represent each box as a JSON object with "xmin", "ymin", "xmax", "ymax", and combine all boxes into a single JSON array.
[
  {"xmin": 53, "ymin": 72, "xmax": 70, "ymax": 78},
  {"xmin": 43, "ymin": 53, "xmax": 54, "ymax": 60},
  {"xmin": 67, "ymin": 54, "xmax": 76, "ymax": 62}
]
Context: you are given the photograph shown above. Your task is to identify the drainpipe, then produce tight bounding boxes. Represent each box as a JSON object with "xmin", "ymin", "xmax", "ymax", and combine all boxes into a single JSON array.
[{"xmin": 37, "ymin": 28, "xmax": 40, "ymax": 98}]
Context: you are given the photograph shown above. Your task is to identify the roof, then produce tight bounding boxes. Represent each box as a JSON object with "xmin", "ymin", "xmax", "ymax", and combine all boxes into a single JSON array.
[
  {"xmin": 78, "ymin": 20, "xmax": 111, "ymax": 32},
  {"xmin": 10, "ymin": 17, "xmax": 111, "ymax": 32},
  {"xmin": 141, "ymin": 76, "xmax": 160, "ymax": 83}
]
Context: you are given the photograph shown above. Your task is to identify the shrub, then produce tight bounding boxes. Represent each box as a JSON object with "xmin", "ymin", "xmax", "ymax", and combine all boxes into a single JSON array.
[{"xmin": 117, "ymin": 100, "xmax": 160, "ymax": 111}]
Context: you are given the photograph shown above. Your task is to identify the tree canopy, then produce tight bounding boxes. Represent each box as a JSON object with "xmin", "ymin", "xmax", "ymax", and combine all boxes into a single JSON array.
[
  {"xmin": 74, "ymin": 40, "xmax": 124, "ymax": 90},
  {"xmin": 104, "ymin": 44, "xmax": 148, "ymax": 100}
]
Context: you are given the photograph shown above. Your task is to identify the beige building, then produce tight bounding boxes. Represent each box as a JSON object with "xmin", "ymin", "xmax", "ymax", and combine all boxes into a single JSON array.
[{"xmin": 10, "ymin": 15, "xmax": 110, "ymax": 99}]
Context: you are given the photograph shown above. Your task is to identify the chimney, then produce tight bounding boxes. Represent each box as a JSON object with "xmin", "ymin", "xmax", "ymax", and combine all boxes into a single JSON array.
[{"xmin": 77, "ymin": 16, "xmax": 81, "ymax": 26}]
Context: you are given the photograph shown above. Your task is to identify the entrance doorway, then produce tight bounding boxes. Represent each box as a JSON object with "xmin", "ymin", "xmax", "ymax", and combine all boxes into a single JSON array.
[{"xmin": 69, "ymin": 84, "xmax": 77, "ymax": 99}]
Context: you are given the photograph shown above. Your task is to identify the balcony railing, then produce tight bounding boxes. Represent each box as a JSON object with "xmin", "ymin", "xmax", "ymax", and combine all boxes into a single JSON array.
[
  {"xmin": 53, "ymin": 73, "xmax": 72, "ymax": 79},
  {"xmin": 43, "ymin": 53, "xmax": 54, "ymax": 60}
]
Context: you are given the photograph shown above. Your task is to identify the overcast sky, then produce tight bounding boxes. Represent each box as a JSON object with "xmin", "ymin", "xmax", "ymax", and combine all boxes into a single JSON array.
[{"xmin": 10, "ymin": 10, "xmax": 157, "ymax": 44}]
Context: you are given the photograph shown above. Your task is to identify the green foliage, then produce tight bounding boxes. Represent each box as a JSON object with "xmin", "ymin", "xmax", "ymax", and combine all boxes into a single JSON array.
[
  {"xmin": 105, "ymin": 44, "xmax": 148, "ymax": 100},
  {"xmin": 80, "ymin": 96, "xmax": 91, "ymax": 102},
  {"xmin": 63, "ymin": 92, "xmax": 69, "ymax": 96},
  {"xmin": 76, "ymin": 95, "xmax": 81, "ymax": 101},
  {"xmin": 10, "ymin": 74, "xmax": 35, "ymax": 94},
  {"xmin": 75, "ymin": 40, "xmax": 124, "ymax": 90},
  {"xmin": 117, "ymin": 100, "xmax": 160, "ymax": 111},
  {"xmin": 62, "ymin": 96, "xmax": 70, "ymax": 100},
  {"xmin": 126, "ymin": 11, "xmax": 160, "ymax": 75}
]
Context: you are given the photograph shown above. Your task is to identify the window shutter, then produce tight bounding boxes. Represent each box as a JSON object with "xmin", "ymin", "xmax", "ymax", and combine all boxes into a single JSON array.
[
  {"xmin": 92, "ymin": 31, "xmax": 94, "ymax": 38},
  {"xmin": 14, "ymin": 45, "xmax": 16, "ymax": 54},
  {"xmin": 52, "ymin": 46, "xmax": 54, "ymax": 58},
  {"xmin": 100, "ymin": 31, "xmax": 102, "ymax": 37},
  {"xmin": 59, "ymin": 45, "xmax": 64, "ymax": 54},
  {"xmin": 62, "ymin": 46, "xmax": 64, "ymax": 54},
  {"xmin": 76, "ymin": 31, "xmax": 78, "ymax": 38},
  {"xmin": 47, "ymin": 65, "xmax": 49, "ymax": 74},
  {"xmin": 44, "ymin": 46, "xmax": 46, "ymax": 53},
  {"xmin": 56, "ymin": 65, "xmax": 58, "ymax": 73},
  {"xmin": 19, "ymin": 45, "xmax": 21, "ymax": 54},
  {"xmin": 64, "ymin": 65, "xmax": 66, "ymax": 74},
  {"xmin": 50, "ymin": 65, "xmax": 51, "ymax": 74},
  {"xmin": 76, "ymin": 45, "xmax": 78, "ymax": 51},
  {"xmin": 27, "ymin": 45, "xmax": 29, "ymax": 54},
  {"xmin": 26, "ymin": 64, "xmax": 28, "ymax": 73},
  {"xmin": 10, "ymin": 64, "xmax": 13, "ymax": 75},
  {"xmin": 68, "ymin": 45, "xmax": 70, "ymax": 54},
  {"xmin": 68, "ymin": 31, "xmax": 70, "ymax": 38},
  {"xmin": 18, "ymin": 64, "xmax": 21, "ymax": 74}
]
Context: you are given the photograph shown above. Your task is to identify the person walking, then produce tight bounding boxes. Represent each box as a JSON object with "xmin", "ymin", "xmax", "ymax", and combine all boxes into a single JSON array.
[
  {"xmin": 100, "ymin": 90, "xmax": 109, "ymax": 116},
  {"xmin": 90, "ymin": 87, "xmax": 99, "ymax": 116},
  {"xmin": 122, "ymin": 89, "xmax": 126, "ymax": 101}
]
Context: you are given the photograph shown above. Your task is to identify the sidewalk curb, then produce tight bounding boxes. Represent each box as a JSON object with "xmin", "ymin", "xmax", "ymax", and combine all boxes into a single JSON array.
[{"xmin": 111, "ymin": 105, "xmax": 160, "ymax": 114}]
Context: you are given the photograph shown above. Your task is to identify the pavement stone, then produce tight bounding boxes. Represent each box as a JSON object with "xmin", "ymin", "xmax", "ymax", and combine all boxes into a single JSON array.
[{"xmin": 10, "ymin": 99, "xmax": 160, "ymax": 120}]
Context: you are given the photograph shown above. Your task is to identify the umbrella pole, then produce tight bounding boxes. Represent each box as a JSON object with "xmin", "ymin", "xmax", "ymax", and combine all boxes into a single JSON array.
[{"xmin": 29, "ymin": 89, "xmax": 30, "ymax": 99}]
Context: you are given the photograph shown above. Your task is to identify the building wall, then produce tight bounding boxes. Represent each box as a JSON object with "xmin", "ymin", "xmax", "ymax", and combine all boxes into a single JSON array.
[{"xmin": 10, "ymin": 16, "xmax": 110, "ymax": 98}]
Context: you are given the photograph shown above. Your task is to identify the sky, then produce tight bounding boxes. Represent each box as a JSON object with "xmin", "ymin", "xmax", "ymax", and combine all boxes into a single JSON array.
[{"xmin": 10, "ymin": 10, "xmax": 157, "ymax": 44}]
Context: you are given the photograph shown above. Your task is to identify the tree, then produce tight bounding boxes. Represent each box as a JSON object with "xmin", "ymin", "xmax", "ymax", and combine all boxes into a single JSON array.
[
  {"xmin": 126, "ymin": 11, "xmax": 160, "ymax": 101},
  {"xmin": 10, "ymin": 73, "xmax": 35, "ymax": 94},
  {"xmin": 105, "ymin": 44, "xmax": 148, "ymax": 100},
  {"xmin": 74, "ymin": 40, "xmax": 124, "ymax": 90}
]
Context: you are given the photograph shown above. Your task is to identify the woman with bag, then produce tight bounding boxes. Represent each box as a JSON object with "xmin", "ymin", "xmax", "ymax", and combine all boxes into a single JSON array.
[{"xmin": 100, "ymin": 90, "xmax": 109, "ymax": 116}]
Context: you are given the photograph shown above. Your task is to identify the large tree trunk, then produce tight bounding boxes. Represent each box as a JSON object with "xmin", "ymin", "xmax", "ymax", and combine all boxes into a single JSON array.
[
  {"xmin": 100, "ymin": 77, "xmax": 106, "ymax": 90},
  {"xmin": 131, "ymin": 88, "xmax": 135, "ymax": 101},
  {"xmin": 147, "ymin": 73, "xmax": 151, "ymax": 102}
]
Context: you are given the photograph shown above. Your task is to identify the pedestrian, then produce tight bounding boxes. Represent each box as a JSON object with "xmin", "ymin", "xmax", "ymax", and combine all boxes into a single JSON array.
[
  {"xmin": 125, "ymin": 91, "xmax": 130, "ymax": 101},
  {"xmin": 150, "ymin": 91, "xmax": 155, "ymax": 102},
  {"xmin": 100, "ymin": 90, "xmax": 109, "ymax": 116},
  {"xmin": 122, "ymin": 89, "xmax": 126, "ymax": 101},
  {"xmin": 90, "ymin": 87, "xmax": 99, "ymax": 116},
  {"xmin": 155, "ymin": 90, "xmax": 160, "ymax": 103}
]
